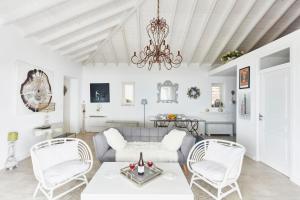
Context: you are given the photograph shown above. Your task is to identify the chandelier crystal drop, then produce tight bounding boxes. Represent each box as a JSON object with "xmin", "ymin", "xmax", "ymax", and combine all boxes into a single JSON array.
[{"xmin": 131, "ymin": 0, "xmax": 183, "ymax": 70}]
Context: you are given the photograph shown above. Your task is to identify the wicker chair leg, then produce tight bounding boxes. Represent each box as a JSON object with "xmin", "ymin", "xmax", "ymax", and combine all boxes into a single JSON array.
[
  {"xmin": 83, "ymin": 175, "xmax": 89, "ymax": 185},
  {"xmin": 235, "ymin": 182, "xmax": 243, "ymax": 200},
  {"xmin": 189, "ymin": 174, "xmax": 195, "ymax": 188},
  {"xmin": 33, "ymin": 183, "xmax": 40, "ymax": 198},
  {"xmin": 217, "ymin": 188, "xmax": 222, "ymax": 200}
]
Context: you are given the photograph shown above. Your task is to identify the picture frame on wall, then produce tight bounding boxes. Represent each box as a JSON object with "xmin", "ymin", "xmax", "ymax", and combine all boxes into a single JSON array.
[
  {"xmin": 239, "ymin": 66, "xmax": 250, "ymax": 89},
  {"xmin": 90, "ymin": 83, "xmax": 110, "ymax": 103},
  {"xmin": 239, "ymin": 92, "xmax": 251, "ymax": 120}
]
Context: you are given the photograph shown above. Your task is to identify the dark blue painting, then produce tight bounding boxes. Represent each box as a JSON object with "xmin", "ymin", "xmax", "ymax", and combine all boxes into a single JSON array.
[{"xmin": 90, "ymin": 83, "xmax": 110, "ymax": 103}]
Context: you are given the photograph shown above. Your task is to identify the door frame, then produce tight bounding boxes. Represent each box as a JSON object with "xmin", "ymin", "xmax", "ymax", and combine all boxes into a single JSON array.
[{"xmin": 258, "ymin": 63, "xmax": 291, "ymax": 176}]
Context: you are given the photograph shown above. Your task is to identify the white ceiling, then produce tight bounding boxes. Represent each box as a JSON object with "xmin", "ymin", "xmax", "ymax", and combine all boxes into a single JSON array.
[{"xmin": 0, "ymin": 0, "xmax": 299, "ymax": 67}]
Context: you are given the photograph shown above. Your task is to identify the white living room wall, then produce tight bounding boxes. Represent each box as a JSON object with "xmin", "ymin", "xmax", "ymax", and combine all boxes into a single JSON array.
[
  {"xmin": 81, "ymin": 64, "xmax": 236, "ymax": 132},
  {"xmin": 0, "ymin": 26, "xmax": 82, "ymax": 170},
  {"xmin": 210, "ymin": 29, "xmax": 300, "ymax": 185}
]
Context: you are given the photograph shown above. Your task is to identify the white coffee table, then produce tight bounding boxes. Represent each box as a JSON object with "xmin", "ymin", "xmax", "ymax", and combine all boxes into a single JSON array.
[{"xmin": 81, "ymin": 162, "xmax": 193, "ymax": 200}]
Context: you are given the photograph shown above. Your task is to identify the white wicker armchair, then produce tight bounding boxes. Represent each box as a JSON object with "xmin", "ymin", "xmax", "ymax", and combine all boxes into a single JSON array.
[
  {"xmin": 31, "ymin": 138, "xmax": 93, "ymax": 200},
  {"xmin": 187, "ymin": 139, "xmax": 245, "ymax": 200}
]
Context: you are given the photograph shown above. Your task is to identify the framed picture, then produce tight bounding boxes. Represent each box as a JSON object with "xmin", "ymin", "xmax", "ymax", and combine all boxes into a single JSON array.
[
  {"xmin": 239, "ymin": 92, "xmax": 251, "ymax": 120},
  {"xmin": 90, "ymin": 83, "xmax": 110, "ymax": 103},
  {"xmin": 239, "ymin": 66, "xmax": 250, "ymax": 89}
]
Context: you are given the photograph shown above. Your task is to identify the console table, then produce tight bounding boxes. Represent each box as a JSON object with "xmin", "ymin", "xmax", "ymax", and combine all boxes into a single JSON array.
[
  {"xmin": 205, "ymin": 121, "xmax": 235, "ymax": 136},
  {"xmin": 150, "ymin": 118, "xmax": 205, "ymax": 136},
  {"xmin": 106, "ymin": 120, "xmax": 139, "ymax": 127},
  {"xmin": 34, "ymin": 123, "xmax": 63, "ymax": 139}
]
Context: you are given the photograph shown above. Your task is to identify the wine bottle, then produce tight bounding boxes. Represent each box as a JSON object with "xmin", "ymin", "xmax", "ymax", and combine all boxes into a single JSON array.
[{"xmin": 138, "ymin": 152, "xmax": 144, "ymax": 176}]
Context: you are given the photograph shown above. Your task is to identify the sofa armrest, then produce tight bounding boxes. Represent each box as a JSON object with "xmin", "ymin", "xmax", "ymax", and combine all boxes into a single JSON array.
[
  {"xmin": 93, "ymin": 133, "xmax": 110, "ymax": 162},
  {"xmin": 180, "ymin": 134, "xmax": 196, "ymax": 164}
]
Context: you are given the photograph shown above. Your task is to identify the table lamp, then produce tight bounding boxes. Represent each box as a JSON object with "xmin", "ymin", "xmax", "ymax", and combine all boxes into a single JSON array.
[
  {"xmin": 8, "ymin": 131, "xmax": 18, "ymax": 142},
  {"xmin": 141, "ymin": 99, "xmax": 148, "ymax": 128},
  {"xmin": 6, "ymin": 131, "xmax": 18, "ymax": 170}
]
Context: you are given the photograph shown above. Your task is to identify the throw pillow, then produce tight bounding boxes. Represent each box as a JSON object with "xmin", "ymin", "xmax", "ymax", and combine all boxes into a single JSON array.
[
  {"xmin": 161, "ymin": 129, "xmax": 186, "ymax": 151},
  {"xmin": 103, "ymin": 128, "xmax": 127, "ymax": 150}
]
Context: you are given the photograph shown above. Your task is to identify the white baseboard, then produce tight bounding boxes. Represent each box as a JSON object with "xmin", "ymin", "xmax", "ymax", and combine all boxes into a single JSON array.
[
  {"xmin": 0, "ymin": 152, "xmax": 30, "ymax": 171},
  {"xmin": 245, "ymin": 152, "xmax": 258, "ymax": 161},
  {"xmin": 290, "ymin": 177, "xmax": 300, "ymax": 186}
]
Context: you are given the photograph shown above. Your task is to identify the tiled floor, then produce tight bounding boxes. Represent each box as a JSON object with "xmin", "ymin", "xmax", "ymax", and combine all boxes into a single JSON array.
[{"xmin": 1, "ymin": 133, "xmax": 300, "ymax": 200}]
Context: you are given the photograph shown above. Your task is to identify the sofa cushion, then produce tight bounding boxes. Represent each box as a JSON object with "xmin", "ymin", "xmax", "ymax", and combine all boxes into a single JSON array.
[
  {"xmin": 191, "ymin": 160, "xmax": 227, "ymax": 182},
  {"xmin": 161, "ymin": 129, "xmax": 186, "ymax": 151},
  {"xmin": 115, "ymin": 142, "xmax": 178, "ymax": 162},
  {"xmin": 204, "ymin": 142, "xmax": 244, "ymax": 168},
  {"xmin": 103, "ymin": 128, "xmax": 127, "ymax": 150},
  {"xmin": 117, "ymin": 127, "xmax": 172, "ymax": 142},
  {"xmin": 35, "ymin": 141, "xmax": 80, "ymax": 170},
  {"xmin": 44, "ymin": 160, "xmax": 89, "ymax": 187}
]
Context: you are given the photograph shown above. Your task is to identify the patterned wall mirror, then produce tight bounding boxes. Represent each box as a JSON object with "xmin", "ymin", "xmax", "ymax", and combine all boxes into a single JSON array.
[{"xmin": 157, "ymin": 80, "xmax": 178, "ymax": 103}]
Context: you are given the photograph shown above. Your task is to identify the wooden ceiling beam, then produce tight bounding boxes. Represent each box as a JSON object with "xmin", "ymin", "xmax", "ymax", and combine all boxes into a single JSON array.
[
  {"xmin": 25, "ymin": 1, "xmax": 134, "ymax": 41},
  {"xmin": 110, "ymin": 40, "xmax": 119, "ymax": 64},
  {"xmin": 122, "ymin": 28, "xmax": 131, "ymax": 64},
  {"xmin": 136, "ymin": 6, "xmax": 142, "ymax": 52},
  {"xmin": 187, "ymin": 0, "xmax": 218, "ymax": 64},
  {"xmin": 85, "ymin": 0, "xmax": 146, "ymax": 64},
  {"xmin": 75, "ymin": 55, "xmax": 90, "ymax": 63},
  {"xmin": 73, "ymin": 52, "xmax": 95, "ymax": 61},
  {"xmin": 241, "ymin": 0, "xmax": 296, "ymax": 52},
  {"xmin": 195, "ymin": 0, "xmax": 237, "ymax": 64},
  {"xmin": 60, "ymin": 37, "xmax": 105, "ymax": 56},
  {"xmin": 204, "ymin": 0, "xmax": 257, "ymax": 65},
  {"xmin": 24, "ymin": 0, "xmax": 113, "ymax": 37},
  {"xmin": 99, "ymin": 50, "xmax": 108, "ymax": 65},
  {"xmin": 70, "ymin": 46, "xmax": 98, "ymax": 59},
  {"xmin": 59, "ymin": 33, "xmax": 108, "ymax": 54},
  {"xmin": 166, "ymin": 0, "xmax": 178, "ymax": 45},
  {"xmin": 222, "ymin": 0, "xmax": 276, "ymax": 53},
  {"xmin": 178, "ymin": 0, "xmax": 198, "ymax": 55},
  {"xmin": 252, "ymin": 0, "xmax": 300, "ymax": 50},
  {"xmin": 1, "ymin": 0, "xmax": 69, "ymax": 25},
  {"xmin": 51, "ymin": 28, "xmax": 112, "ymax": 51},
  {"xmin": 40, "ymin": 19, "xmax": 119, "ymax": 45}
]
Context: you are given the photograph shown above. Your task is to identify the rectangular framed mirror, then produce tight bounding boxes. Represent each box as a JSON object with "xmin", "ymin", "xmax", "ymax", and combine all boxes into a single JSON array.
[{"xmin": 122, "ymin": 82, "xmax": 135, "ymax": 106}]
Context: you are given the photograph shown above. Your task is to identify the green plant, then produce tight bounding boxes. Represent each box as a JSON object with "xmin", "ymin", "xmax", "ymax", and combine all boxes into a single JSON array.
[{"xmin": 221, "ymin": 50, "xmax": 244, "ymax": 62}]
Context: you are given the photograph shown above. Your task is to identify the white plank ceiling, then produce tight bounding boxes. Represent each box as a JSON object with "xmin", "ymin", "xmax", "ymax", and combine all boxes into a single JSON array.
[{"xmin": 0, "ymin": 0, "xmax": 299, "ymax": 67}]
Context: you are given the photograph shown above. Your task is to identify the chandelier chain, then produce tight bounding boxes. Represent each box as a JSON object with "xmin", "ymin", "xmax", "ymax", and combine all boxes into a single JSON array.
[{"xmin": 157, "ymin": 0, "xmax": 159, "ymax": 19}]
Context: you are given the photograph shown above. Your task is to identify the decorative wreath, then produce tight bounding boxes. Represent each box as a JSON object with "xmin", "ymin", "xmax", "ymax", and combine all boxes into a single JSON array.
[{"xmin": 187, "ymin": 87, "xmax": 200, "ymax": 99}]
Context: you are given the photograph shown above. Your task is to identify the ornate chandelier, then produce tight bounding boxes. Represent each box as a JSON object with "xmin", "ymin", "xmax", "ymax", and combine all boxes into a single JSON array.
[{"xmin": 131, "ymin": 0, "xmax": 183, "ymax": 70}]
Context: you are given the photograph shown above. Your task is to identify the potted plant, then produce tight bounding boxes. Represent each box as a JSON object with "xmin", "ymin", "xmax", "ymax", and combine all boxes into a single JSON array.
[{"xmin": 221, "ymin": 50, "xmax": 244, "ymax": 63}]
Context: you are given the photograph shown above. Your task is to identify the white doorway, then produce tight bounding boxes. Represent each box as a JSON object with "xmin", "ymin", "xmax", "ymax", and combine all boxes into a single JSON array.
[
  {"xmin": 63, "ymin": 77, "xmax": 71, "ymax": 134},
  {"xmin": 63, "ymin": 77, "xmax": 80, "ymax": 135},
  {"xmin": 259, "ymin": 64, "xmax": 290, "ymax": 176}
]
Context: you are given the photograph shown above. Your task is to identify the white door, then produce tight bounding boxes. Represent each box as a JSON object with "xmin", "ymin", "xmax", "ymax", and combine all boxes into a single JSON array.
[
  {"xmin": 260, "ymin": 65, "xmax": 290, "ymax": 175},
  {"xmin": 63, "ymin": 78, "xmax": 71, "ymax": 133}
]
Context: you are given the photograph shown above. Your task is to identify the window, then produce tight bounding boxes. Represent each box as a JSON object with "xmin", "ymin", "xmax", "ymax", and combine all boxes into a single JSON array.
[
  {"xmin": 122, "ymin": 82, "xmax": 135, "ymax": 106},
  {"xmin": 211, "ymin": 83, "xmax": 223, "ymax": 107}
]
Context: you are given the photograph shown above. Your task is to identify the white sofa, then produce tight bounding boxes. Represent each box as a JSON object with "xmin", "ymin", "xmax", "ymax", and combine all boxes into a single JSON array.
[{"xmin": 93, "ymin": 127, "xmax": 197, "ymax": 164}]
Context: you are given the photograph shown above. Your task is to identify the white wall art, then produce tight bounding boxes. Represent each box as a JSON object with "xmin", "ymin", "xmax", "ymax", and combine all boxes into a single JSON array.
[{"xmin": 239, "ymin": 92, "xmax": 251, "ymax": 120}]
